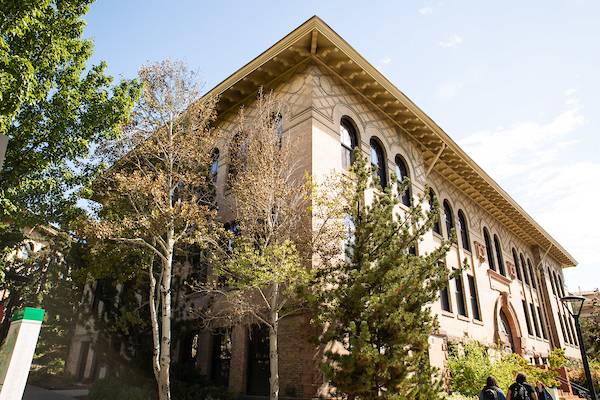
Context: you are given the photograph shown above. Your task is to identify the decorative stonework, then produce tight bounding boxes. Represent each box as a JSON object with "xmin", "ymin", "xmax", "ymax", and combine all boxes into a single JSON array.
[
  {"xmin": 474, "ymin": 241, "xmax": 486, "ymax": 263},
  {"xmin": 506, "ymin": 261, "xmax": 516, "ymax": 279}
]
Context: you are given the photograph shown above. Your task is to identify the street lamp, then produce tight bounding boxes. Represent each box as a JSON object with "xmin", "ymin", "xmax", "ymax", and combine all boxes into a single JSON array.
[{"xmin": 561, "ymin": 295, "xmax": 597, "ymax": 400}]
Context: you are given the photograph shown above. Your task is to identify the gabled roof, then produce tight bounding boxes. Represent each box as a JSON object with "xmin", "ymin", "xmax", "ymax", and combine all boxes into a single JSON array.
[{"xmin": 205, "ymin": 16, "xmax": 577, "ymax": 267}]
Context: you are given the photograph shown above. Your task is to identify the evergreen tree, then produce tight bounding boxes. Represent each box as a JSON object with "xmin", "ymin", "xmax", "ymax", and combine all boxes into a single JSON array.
[{"xmin": 312, "ymin": 153, "xmax": 454, "ymax": 400}]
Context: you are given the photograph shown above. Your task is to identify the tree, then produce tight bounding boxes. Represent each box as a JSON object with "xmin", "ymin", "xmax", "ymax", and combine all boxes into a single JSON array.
[
  {"xmin": 581, "ymin": 292, "xmax": 600, "ymax": 360},
  {"xmin": 86, "ymin": 60, "xmax": 219, "ymax": 400},
  {"xmin": 311, "ymin": 152, "xmax": 453, "ymax": 400},
  {"xmin": 196, "ymin": 91, "xmax": 312, "ymax": 400},
  {"xmin": 0, "ymin": 227, "xmax": 84, "ymax": 374},
  {"xmin": 0, "ymin": 0, "xmax": 140, "ymax": 273}
]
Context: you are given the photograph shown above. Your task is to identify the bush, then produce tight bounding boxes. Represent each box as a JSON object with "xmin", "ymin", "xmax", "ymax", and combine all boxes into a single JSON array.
[
  {"xmin": 88, "ymin": 374, "xmax": 235, "ymax": 400},
  {"xmin": 568, "ymin": 358, "xmax": 600, "ymax": 393},
  {"xmin": 88, "ymin": 377, "xmax": 152, "ymax": 400},
  {"xmin": 445, "ymin": 393, "xmax": 478, "ymax": 400},
  {"xmin": 448, "ymin": 341, "xmax": 560, "ymax": 397}
]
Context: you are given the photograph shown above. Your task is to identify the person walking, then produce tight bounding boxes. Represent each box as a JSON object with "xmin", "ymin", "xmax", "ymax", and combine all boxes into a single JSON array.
[
  {"xmin": 535, "ymin": 381, "xmax": 552, "ymax": 400},
  {"xmin": 507, "ymin": 373, "xmax": 538, "ymax": 400},
  {"xmin": 480, "ymin": 376, "xmax": 506, "ymax": 400}
]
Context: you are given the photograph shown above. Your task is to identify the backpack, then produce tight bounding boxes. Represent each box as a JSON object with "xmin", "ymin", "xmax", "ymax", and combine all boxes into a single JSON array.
[
  {"xmin": 482, "ymin": 387, "xmax": 498, "ymax": 400},
  {"xmin": 511, "ymin": 383, "xmax": 531, "ymax": 400}
]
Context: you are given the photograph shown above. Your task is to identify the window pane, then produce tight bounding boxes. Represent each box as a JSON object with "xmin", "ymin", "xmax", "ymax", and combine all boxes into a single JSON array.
[
  {"xmin": 522, "ymin": 300, "xmax": 533, "ymax": 336},
  {"xmin": 530, "ymin": 303, "xmax": 541, "ymax": 337},
  {"xmin": 512, "ymin": 249, "xmax": 522, "ymax": 281},
  {"xmin": 483, "ymin": 228, "xmax": 496, "ymax": 271},
  {"xmin": 443, "ymin": 201, "xmax": 454, "ymax": 239},
  {"xmin": 468, "ymin": 275, "xmax": 481, "ymax": 321},
  {"xmin": 429, "ymin": 190, "xmax": 442, "ymax": 235},
  {"xmin": 494, "ymin": 235, "xmax": 506, "ymax": 276},
  {"xmin": 370, "ymin": 138, "xmax": 387, "ymax": 188},
  {"xmin": 455, "ymin": 273, "xmax": 467, "ymax": 317},
  {"xmin": 458, "ymin": 211, "xmax": 471, "ymax": 252},
  {"xmin": 395, "ymin": 156, "xmax": 411, "ymax": 206}
]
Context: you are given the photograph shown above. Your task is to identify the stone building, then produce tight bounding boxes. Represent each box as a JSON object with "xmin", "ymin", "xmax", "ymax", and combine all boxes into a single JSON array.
[
  {"xmin": 66, "ymin": 16, "xmax": 582, "ymax": 397},
  {"xmin": 183, "ymin": 16, "xmax": 582, "ymax": 398}
]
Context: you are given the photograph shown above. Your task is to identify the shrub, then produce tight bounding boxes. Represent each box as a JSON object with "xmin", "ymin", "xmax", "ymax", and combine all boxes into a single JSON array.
[
  {"xmin": 88, "ymin": 374, "xmax": 235, "ymax": 400},
  {"xmin": 448, "ymin": 341, "xmax": 559, "ymax": 397},
  {"xmin": 568, "ymin": 358, "xmax": 600, "ymax": 393}
]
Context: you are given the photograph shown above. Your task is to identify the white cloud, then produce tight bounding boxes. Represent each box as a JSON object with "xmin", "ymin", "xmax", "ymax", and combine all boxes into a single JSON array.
[
  {"xmin": 436, "ymin": 80, "xmax": 464, "ymax": 101},
  {"xmin": 459, "ymin": 90, "xmax": 599, "ymax": 290},
  {"xmin": 439, "ymin": 34, "xmax": 463, "ymax": 48},
  {"xmin": 418, "ymin": 6, "xmax": 433, "ymax": 15},
  {"xmin": 376, "ymin": 56, "xmax": 392, "ymax": 70}
]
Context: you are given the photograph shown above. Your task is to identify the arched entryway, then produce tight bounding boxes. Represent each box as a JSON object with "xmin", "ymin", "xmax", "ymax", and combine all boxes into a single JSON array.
[{"xmin": 494, "ymin": 294, "xmax": 523, "ymax": 355}]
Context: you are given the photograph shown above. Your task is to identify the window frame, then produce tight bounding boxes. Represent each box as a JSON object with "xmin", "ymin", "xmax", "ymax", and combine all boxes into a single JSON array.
[
  {"xmin": 443, "ymin": 200, "xmax": 455, "ymax": 240},
  {"xmin": 483, "ymin": 227, "xmax": 496, "ymax": 271},
  {"xmin": 369, "ymin": 137, "xmax": 388, "ymax": 188},
  {"xmin": 340, "ymin": 117, "xmax": 359, "ymax": 169},
  {"xmin": 395, "ymin": 154, "xmax": 412, "ymax": 206},
  {"xmin": 457, "ymin": 210, "xmax": 471, "ymax": 252},
  {"xmin": 493, "ymin": 234, "xmax": 506, "ymax": 276}
]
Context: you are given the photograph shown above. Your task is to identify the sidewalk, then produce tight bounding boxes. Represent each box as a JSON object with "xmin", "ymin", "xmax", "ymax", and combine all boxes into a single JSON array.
[{"xmin": 23, "ymin": 385, "xmax": 87, "ymax": 400}]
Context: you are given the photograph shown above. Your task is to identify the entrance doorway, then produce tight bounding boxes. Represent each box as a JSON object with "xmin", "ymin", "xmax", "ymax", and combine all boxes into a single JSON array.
[
  {"xmin": 499, "ymin": 310, "xmax": 515, "ymax": 353},
  {"xmin": 246, "ymin": 325, "xmax": 270, "ymax": 396}
]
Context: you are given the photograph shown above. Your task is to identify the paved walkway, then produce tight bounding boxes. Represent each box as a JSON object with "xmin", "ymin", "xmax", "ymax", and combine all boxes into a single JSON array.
[{"xmin": 23, "ymin": 385, "xmax": 81, "ymax": 400}]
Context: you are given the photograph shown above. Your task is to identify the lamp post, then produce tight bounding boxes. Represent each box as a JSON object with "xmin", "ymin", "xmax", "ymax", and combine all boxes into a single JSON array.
[{"xmin": 561, "ymin": 295, "xmax": 597, "ymax": 400}]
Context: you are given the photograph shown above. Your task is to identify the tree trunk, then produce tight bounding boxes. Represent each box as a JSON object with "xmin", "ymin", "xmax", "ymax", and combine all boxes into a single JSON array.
[
  {"xmin": 269, "ymin": 284, "xmax": 280, "ymax": 400},
  {"xmin": 158, "ymin": 231, "xmax": 174, "ymax": 400}
]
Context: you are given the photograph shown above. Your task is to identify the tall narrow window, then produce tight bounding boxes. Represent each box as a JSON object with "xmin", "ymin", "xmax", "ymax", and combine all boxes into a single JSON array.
[
  {"xmin": 429, "ymin": 189, "xmax": 442, "ymax": 235},
  {"xmin": 522, "ymin": 300, "xmax": 533, "ymax": 336},
  {"xmin": 483, "ymin": 228, "xmax": 496, "ymax": 271},
  {"xmin": 549, "ymin": 268, "xmax": 557, "ymax": 295},
  {"xmin": 395, "ymin": 155, "xmax": 411, "ymax": 206},
  {"xmin": 440, "ymin": 284, "xmax": 451, "ymax": 312},
  {"xmin": 521, "ymin": 254, "xmax": 530, "ymax": 285},
  {"xmin": 493, "ymin": 235, "xmax": 506, "ymax": 276},
  {"xmin": 468, "ymin": 275, "xmax": 481, "ymax": 321},
  {"xmin": 557, "ymin": 276, "xmax": 566, "ymax": 298},
  {"xmin": 527, "ymin": 259, "xmax": 536, "ymax": 288},
  {"xmin": 537, "ymin": 306, "xmax": 548, "ymax": 340},
  {"xmin": 512, "ymin": 248, "xmax": 523, "ymax": 281},
  {"xmin": 552, "ymin": 272, "xmax": 561, "ymax": 296},
  {"xmin": 443, "ymin": 200, "xmax": 455, "ymax": 239},
  {"xmin": 558, "ymin": 312, "xmax": 568, "ymax": 343},
  {"xmin": 457, "ymin": 210, "xmax": 471, "ymax": 252},
  {"xmin": 340, "ymin": 117, "xmax": 358, "ymax": 169},
  {"xmin": 530, "ymin": 303, "xmax": 541, "ymax": 338},
  {"xmin": 210, "ymin": 148, "xmax": 220, "ymax": 183},
  {"xmin": 454, "ymin": 272, "xmax": 467, "ymax": 317},
  {"xmin": 562, "ymin": 313, "xmax": 574, "ymax": 344},
  {"xmin": 370, "ymin": 138, "xmax": 387, "ymax": 188}
]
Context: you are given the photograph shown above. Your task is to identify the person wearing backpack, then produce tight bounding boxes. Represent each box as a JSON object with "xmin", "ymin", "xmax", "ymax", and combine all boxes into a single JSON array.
[
  {"xmin": 507, "ymin": 373, "xmax": 538, "ymax": 400},
  {"xmin": 480, "ymin": 376, "xmax": 506, "ymax": 400}
]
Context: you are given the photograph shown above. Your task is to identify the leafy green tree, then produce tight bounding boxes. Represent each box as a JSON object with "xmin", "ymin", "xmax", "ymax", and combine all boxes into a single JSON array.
[
  {"xmin": 0, "ymin": 0, "xmax": 140, "ymax": 272},
  {"xmin": 581, "ymin": 293, "xmax": 600, "ymax": 360},
  {"xmin": 312, "ymin": 152, "xmax": 452, "ymax": 400}
]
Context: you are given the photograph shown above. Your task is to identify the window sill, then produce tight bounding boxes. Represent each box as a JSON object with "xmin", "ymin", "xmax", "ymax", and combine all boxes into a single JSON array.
[
  {"xmin": 457, "ymin": 314, "xmax": 470, "ymax": 322},
  {"xmin": 487, "ymin": 268, "xmax": 512, "ymax": 285},
  {"xmin": 472, "ymin": 318, "xmax": 484, "ymax": 326},
  {"xmin": 440, "ymin": 310, "xmax": 454, "ymax": 318}
]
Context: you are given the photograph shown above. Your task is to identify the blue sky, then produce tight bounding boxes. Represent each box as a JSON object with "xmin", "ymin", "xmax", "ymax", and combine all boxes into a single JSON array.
[{"xmin": 84, "ymin": 0, "xmax": 600, "ymax": 291}]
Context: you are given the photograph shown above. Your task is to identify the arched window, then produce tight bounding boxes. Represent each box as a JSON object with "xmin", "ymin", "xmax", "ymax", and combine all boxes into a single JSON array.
[
  {"xmin": 527, "ymin": 259, "xmax": 536, "ymax": 288},
  {"xmin": 443, "ymin": 200, "xmax": 454, "ymax": 239},
  {"xmin": 493, "ymin": 235, "xmax": 506, "ymax": 276},
  {"xmin": 483, "ymin": 227, "xmax": 496, "ymax": 271},
  {"xmin": 457, "ymin": 210, "xmax": 471, "ymax": 252},
  {"xmin": 369, "ymin": 137, "xmax": 387, "ymax": 188},
  {"xmin": 341, "ymin": 117, "xmax": 358, "ymax": 169},
  {"xmin": 520, "ymin": 254, "xmax": 529, "ymax": 285},
  {"xmin": 210, "ymin": 148, "xmax": 220, "ymax": 183},
  {"xmin": 512, "ymin": 248, "xmax": 522, "ymax": 281},
  {"xmin": 429, "ymin": 189, "xmax": 442, "ymax": 235},
  {"xmin": 395, "ymin": 155, "xmax": 411, "ymax": 206}
]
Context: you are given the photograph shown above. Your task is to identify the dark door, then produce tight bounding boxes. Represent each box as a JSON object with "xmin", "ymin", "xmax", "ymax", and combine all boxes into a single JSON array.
[
  {"xmin": 246, "ymin": 325, "xmax": 270, "ymax": 396},
  {"xmin": 211, "ymin": 329, "xmax": 232, "ymax": 387},
  {"xmin": 76, "ymin": 341, "xmax": 90, "ymax": 381}
]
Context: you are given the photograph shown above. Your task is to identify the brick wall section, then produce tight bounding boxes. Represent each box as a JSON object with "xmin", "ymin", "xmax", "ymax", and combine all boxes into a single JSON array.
[{"xmin": 278, "ymin": 314, "xmax": 323, "ymax": 399}]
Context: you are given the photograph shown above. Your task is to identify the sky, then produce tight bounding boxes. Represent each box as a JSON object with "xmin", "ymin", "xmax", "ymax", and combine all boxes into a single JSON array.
[{"xmin": 84, "ymin": 0, "xmax": 600, "ymax": 292}]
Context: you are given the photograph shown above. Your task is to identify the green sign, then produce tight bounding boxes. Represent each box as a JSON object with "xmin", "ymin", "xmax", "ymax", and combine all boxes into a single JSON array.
[{"xmin": 11, "ymin": 307, "xmax": 45, "ymax": 322}]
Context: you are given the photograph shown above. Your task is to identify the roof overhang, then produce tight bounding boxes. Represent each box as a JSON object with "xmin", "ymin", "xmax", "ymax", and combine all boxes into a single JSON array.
[{"xmin": 204, "ymin": 16, "xmax": 577, "ymax": 267}]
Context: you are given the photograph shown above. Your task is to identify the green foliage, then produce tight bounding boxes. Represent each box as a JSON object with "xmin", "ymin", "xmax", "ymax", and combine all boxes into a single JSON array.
[
  {"xmin": 0, "ymin": 0, "xmax": 140, "ymax": 272},
  {"xmin": 581, "ymin": 295, "xmax": 600, "ymax": 360},
  {"xmin": 312, "ymin": 152, "xmax": 452, "ymax": 399},
  {"xmin": 447, "ymin": 342, "xmax": 492, "ymax": 397},
  {"xmin": 448, "ymin": 341, "xmax": 560, "ymax": 396},
  {"xmin": 88, "ymin": 375, "xmax": 236, "ymax": 400}
]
